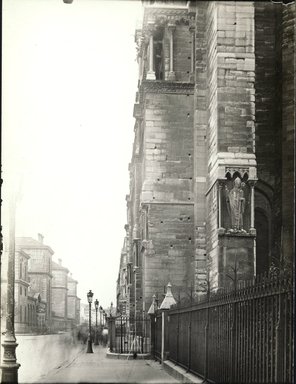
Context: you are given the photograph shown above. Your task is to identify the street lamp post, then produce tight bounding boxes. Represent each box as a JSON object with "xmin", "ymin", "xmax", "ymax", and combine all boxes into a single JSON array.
[
  {"xmin": 86, "ymin": 290, "xmax": 94, "ymax": 353},
  {"xmin": 0, "ymin": 197, "xmax": 21, "ymax": 383},
  {"xmin": 109, "ymin": 302, "xmax": 114, "ymax": 352},
  {"xmin": 99, "ymin": 306, "xmax": 103, "ymax": 344},
  {"xmin": 99, "ymin": 306, "xmax": 103, "ymax": 327},
  {"xmin": 94, "ymin": 299, "xmax": 99, "ymax": 346}
]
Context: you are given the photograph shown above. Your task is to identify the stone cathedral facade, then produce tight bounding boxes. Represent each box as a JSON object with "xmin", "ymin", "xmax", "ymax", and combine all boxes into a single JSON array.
[{"xmin": 116, "ymin": 1, "xmax": 295, "ymax": 317}]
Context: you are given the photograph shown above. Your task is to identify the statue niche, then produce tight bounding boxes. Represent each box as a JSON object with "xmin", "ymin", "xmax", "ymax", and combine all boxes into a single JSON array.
[{"xmin": 225, "ymin": 176, "xmax": 248, "ymax": 233}]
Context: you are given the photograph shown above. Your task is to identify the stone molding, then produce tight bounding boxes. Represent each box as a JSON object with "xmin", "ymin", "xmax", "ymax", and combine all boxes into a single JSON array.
[
  {"xmin": 142, "ymin": 12, "xmax": 195, "ymax": 37},
  {"xmin": 140, "ymin": 200, "xmax": 194, "ymax": 206},
  {"xmin": 140, "ymin": 80, "xmax": 194, "ymax": 96},
  {"xmin": 143, "ymin": 8, "xmax": 191, "ymax": 26},
  {"xmin": 15, "ymin": 279, "xmax": 30, "ymax": 287},
  {"xmin": 28, "ymin": 271, "xmax": 53, "ymax": 278},
  {"xmin": 225, "ymin": 167, "xmax": 250, "ymax": 179},
  {"xmin": 206, "ymin": 152, "xmax": 257, "ymax": 196}
]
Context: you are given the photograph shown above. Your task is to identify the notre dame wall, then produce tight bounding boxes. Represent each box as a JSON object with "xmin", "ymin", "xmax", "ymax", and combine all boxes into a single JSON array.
[{"xmin": 116, "ymin": 1, "xmax": 295, "ymax": 316}]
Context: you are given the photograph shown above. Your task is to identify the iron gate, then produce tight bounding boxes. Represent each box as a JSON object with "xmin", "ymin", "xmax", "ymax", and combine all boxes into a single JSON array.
[{"xmin": 113, "ymin": 315, "xmax": 151, "ymax": 354}]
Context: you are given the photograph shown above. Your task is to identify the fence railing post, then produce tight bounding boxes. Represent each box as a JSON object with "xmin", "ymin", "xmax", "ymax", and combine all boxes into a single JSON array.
[
  {"xmin": 161, "ymin": 310, "xmax": 166, "ymax": 363},
  {"xmin": 187, "ymin": 310, "xmax": 192, "ymax": 372},
  {"xmin": 149, "ymin": 313, "xmax": 156, "ymax": 358},
  {"xmin": 176, "ymin": 309, "xmax": 179, "ymax": 364},
  {"xmin": 120, "ymin": 315, "xmax": 123, "ymax": 354},
  {"xmin": 204, "ymin": 306, "xmax": 209, "ymax": 380},
  {"xmin": 108, "ymin": 316, "xmax": 115, "ymax": 352},
  {"xmin": 275, "ymin": 279, "xmax": 284, "ymax": 383},
  {"xmin": 230, "ymin": 292, "xmax": 237, "ymax": 383},
  {"xmin": 204, "ymin": 283, "xmax": 211, "ymax": 381}
]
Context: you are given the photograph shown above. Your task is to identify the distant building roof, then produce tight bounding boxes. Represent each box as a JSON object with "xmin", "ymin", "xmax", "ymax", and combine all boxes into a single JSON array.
[
  {"xmin": 52, "ymin": 260, "xmax": 69, "ymax": 273},
  {"xmin": 15, "ymin": 248, "xmax": 31, "ymax": 259},
  {"xmin": 16, "ymin": 237, "xmax": 54, "ymax": 255},
  {"xmin": 67, "ymin": 274, "xmax": 78, "ymax": 284}
]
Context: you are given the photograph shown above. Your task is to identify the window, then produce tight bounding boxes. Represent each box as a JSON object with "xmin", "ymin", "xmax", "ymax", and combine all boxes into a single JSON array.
[
  {"xmin": 127, "ymin": 264, "xmax": 132, "ymax": 285},
  {"xmin": 133, "ymin": 240, "xmax": 139, "ymax": 267},
  {"xmin": 154, "ymin": 27, "xmax": 164, "ymax": 80},
  {"xmin": 20, "ymin": 286, "xmax": 22, "ymax": 295},
  {"xmin": 20, "ymin": 260, "xmax": 23, "ymax": 279}
]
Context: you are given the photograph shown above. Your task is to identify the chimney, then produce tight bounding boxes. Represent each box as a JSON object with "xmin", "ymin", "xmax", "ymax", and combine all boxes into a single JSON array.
[
  {"xmin": 58, "ymin": 258, "xmax": 62, "ymax": 266},
  {"xmin": 38, "ymin": 233, "xmax": 44, "ymax": 244}
]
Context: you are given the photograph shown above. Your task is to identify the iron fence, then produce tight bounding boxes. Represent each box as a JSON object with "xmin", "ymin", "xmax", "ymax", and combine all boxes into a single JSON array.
[
  {"xmin": 165, "ymin": 271, "xmax": 293, "ymax": 383},
  {"xmin": 112, "ymin": 315, "xmax": 151, "ymax": 354}
]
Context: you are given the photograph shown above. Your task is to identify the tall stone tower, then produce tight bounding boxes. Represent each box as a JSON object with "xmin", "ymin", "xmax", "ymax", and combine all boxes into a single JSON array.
[{"xmin": 130, "ymin": 0, "xmax": 196, "ymax": 314}]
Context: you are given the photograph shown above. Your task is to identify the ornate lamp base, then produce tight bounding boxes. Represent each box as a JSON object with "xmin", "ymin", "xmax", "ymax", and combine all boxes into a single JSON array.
[{"xmin": 0, "ymin": 338, "xmax": 21, "ymax": 384}]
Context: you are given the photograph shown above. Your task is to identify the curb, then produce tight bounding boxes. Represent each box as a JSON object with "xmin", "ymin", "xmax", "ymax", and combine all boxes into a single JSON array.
[
  {"xmin": 106, "ymin": 350, "xmax": 152, "ymax": 360},
  {"xmin": 162, "ymin": 360, "xmax": 204, "ymax": 383}
]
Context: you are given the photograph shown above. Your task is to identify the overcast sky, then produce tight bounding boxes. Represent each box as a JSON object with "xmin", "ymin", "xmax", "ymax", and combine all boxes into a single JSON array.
[{"xmin": 2, "ymin": 0, "xmax": 143, "ymax": 308}]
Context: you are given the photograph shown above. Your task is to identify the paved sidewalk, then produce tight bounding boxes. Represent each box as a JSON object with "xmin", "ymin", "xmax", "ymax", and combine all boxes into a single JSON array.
[{"xmin": 37, "ymin": 345, "xmax": 180, "ymax": 383}]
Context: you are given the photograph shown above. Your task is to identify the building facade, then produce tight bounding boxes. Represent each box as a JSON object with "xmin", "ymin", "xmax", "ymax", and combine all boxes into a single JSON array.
[
  {"xmin": 1, "ymin": 235, "xmax": 81, "ymax": 333},
  {"xmin": 67, "ymin": 273, "xmax": 80, "ymax": 329},
  {"xmin": 14, "ymin": 248, "xmax": 30, "ymax": 333},
  {"xmin": 51, "ymin": 259, "xmax": 69, "ymax": 331},
  {"xmin": 117, "ymin": 0, "xmax": 295, "ymax": 316},
  {"xmin": 16, "ymin": 235, "xmax": 54, "ymax": 331},
  {"xmin": 75, "ymin": 297, "xmax": 81, "ymax": 327}
]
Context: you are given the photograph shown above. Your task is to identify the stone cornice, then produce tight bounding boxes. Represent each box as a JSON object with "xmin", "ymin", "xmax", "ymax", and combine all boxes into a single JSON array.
[
  {"xmin": 28, "ymin": 271, "xmax": 53, "ymax": 278},
  {"xmin": 140, "ymin": 80, "xmax": 194, "ymax": 96},
  {"xmin": 19, "ymin": 245, "xmax": 54, "ymax": 255},
  {"xmin": 143, "ymin": 8, "xmax": 191, "ymax": 27},
  {"xmin": 15, "ymin": 279, "xmax": 30, "ymax": 287},
  {"xmin": 52, "ymin": 286, "xmax": 68, "ymax": 290},
  {"xmin": 16, "ymin": 249, "xmax": 30, "ymax": 259},
  {"xmin": 218, "ymin": 232, "xmax": 256, "ymax": 239},
  {"xmin": 140, "ymin": 201, "xmax": 194, "ymax": 206},
  {"xmin": 206, "ymin": 152, "xmax": 257, "ymax": 196}
]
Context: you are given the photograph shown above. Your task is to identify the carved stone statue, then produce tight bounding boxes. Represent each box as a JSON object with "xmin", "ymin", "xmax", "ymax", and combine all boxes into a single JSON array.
[{"xmin": 226, "ymin": 177, "xmax": 245, "ymax": 231}]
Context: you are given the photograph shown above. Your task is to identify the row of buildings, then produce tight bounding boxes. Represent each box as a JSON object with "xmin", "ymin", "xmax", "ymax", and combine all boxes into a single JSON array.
[
  {"xmin": 116, "ymin": 0, "xmax": 295, "ymax": 317},
  {"xmin": 1, "ymin": 234, "xmax": 80, "ymax": 334}
]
